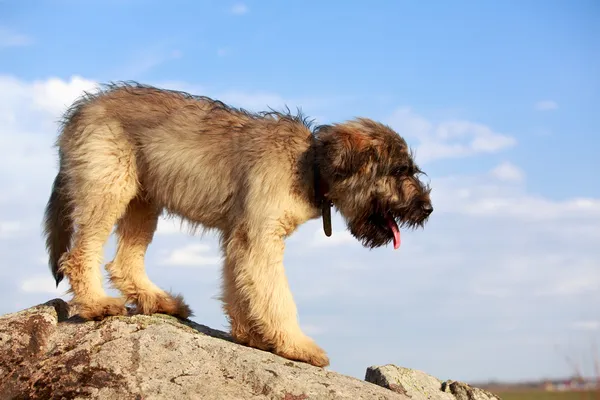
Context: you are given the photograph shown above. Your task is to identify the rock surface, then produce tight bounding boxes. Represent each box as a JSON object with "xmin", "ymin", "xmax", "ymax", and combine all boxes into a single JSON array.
[
  {"xmin": 365, "ymin": 365, "xmax": 501, "ymax": 400},
  {"xmin": 0, "ymin": 299, "xmax": 500, "ymax": 400}
]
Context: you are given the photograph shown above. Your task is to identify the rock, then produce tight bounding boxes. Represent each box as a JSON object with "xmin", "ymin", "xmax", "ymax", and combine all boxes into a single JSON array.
[
  {"xmin": 0, "ymin": 299, "xmax": 405, "ymax": 399},
  {"xmin": 0, "ymin": 299, "xmax": 500, "ymax": 400},
  {"xmin": 365, "ymin": 365, "xmax": 501, "ymax": 400}
]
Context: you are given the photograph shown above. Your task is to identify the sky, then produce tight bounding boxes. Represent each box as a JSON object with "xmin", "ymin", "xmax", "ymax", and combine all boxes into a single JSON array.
[{"xmin": 1, "ymin": 0, "xmax": 599, "ymax": 384}]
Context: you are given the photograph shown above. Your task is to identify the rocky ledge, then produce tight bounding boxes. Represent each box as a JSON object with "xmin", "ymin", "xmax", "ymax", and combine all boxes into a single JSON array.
[{"xmin": 0, "ymin": 299, "xmax": 500, "ymax": 399}]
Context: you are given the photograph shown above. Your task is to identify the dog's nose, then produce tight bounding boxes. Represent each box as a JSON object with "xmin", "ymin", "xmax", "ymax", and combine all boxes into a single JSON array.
[{"xmin": 422, "ymin": 203, "xmax": 433, "ymax": 215}]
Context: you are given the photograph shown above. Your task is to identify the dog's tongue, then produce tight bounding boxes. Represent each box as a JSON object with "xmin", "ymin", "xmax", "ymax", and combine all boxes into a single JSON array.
[{"xmin": 386, "ymin": 216, "xmax": 400, "ymax": 249}]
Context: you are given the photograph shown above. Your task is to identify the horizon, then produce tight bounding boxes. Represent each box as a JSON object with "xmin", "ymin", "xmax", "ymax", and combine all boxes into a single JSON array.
[{"xmin": 0, "ymin": 0, "xmax": 598, "ymax": 383}]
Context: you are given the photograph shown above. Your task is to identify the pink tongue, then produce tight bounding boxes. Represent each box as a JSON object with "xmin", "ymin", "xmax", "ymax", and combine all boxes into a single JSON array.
[{"xmin": 387, "ymin": 217, "xmax": 401, "ymax": 249}]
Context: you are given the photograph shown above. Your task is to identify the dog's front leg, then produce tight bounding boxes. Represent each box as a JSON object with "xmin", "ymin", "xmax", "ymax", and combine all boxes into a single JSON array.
[{"xmin": 220, "ymin": 223, "xmax": 329, "ymax": 368}]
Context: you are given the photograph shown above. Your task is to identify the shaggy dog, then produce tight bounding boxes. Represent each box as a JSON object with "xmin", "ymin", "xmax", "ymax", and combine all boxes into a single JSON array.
[{"xmin": 43, "ymin": 82, "xmax": 433, "ymax": 367}]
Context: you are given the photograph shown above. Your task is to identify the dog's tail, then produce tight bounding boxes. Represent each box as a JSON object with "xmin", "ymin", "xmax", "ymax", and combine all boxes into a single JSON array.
[{"xmin": 43, "ymin": 158, "xmax": 73, "ymax": 287}]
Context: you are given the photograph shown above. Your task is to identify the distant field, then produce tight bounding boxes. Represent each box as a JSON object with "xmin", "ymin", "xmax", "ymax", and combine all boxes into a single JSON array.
[{"xmin": 496, "ymin": 391, "xmax": 599, "ymax": 400}]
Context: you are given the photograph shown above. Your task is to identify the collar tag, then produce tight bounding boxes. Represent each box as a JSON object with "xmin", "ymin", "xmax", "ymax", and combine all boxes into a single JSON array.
[{"xmin": 322, "ymin": 199, "xmax": 332, "ymax": 237}]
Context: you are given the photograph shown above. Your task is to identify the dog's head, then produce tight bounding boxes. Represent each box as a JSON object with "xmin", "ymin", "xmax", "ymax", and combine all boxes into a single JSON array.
[{"xmin": 314, "ymin": 118, "xmax": 432, "ymax": 249}]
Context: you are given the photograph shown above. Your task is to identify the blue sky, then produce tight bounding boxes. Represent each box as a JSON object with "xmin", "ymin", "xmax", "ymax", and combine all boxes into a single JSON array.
[{"xmin": 1, "ymin": 0, "xmax": 599, "ymax": 384}]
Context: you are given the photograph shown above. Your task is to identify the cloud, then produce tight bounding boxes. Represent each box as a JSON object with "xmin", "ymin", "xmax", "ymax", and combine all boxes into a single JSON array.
[
  {"xmin": 161, "ymin": 244, "xmax": 222, "ymax": 267},
  {"xmin": 0, "ymin": 221, "xmax": 24, "ymax": 238},
  {"xmin": 30, "ymin": 76, "xmax": 98, "ymax": 116},
  {"xmin": 387, "ymin": 108, "xmax": 516, "ymax": 163},
  {"xmin": 0, "ymin": 75, "xmax": 98, "ymax": 210},
  {"xmin": 156, "ymin": 217, "xmax": 198, "ymax": 236},
  {"xmin": 20, "ymin": 274, "xmax": 65, "ymax": 295},
  {"xmin": 533, "ymin": 261, "xmax": 600, "ymax": 297},
  {"xmin": 535, "ymin": 100, "xmax": 558, "ymax": 111},
  {"xmin": 433, "ymin": 164, "xmax": 600, "ymax": 220},
  {"xmin": 230, "ymin": 3, "xmax": 249, "ymax": 15},
  {"xmin": 0, "ymin": 74, "xmax": 97, "ymax": 119},
  {"xmin": 490, "ymin": 161, "xmax": 524, "ymax": 183},
  {"xmin": 470, "ymin": 255, "xmax": 599, "ymax": 300},
  {"xmin": 571, "ymin": 321, "xmax": 600, "ymax": 331},
  {"xmin": 310, "ymin": 227, "xmax": 355, "ymax": 248},
  {"xmin": 0, "ymin": 28, "xmax": 33, "ymax": 48}
]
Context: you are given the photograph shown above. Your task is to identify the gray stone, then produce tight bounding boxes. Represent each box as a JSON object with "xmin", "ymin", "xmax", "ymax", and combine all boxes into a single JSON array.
[
  {"xmin": 365, "ymin": 364, "xmax": 501, "ymax": 400},
  {"xmin": 0, "ymin": 299, "xmax": 500, "ymax": 399},
  {"xmin": 0, "ymin": 299, "xmax": 405, "ymax": 399}
]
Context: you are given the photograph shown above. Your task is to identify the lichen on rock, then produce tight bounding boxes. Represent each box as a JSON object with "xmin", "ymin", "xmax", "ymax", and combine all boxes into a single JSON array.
[{"xmin": 0, "ymin": 299, "xmax": 499, "ymax": 400}]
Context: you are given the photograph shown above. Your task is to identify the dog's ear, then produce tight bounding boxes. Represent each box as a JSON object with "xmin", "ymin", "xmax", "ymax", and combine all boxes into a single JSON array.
[{"xmin": 315, "ymin": 124, "xmax": 372, "ymax": 180}]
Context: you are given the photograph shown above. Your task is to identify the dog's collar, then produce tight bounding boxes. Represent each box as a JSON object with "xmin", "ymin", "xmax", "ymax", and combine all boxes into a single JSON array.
[{"xmin": 313, "ymin": 163, "xmax": 333, "ymax": 237}]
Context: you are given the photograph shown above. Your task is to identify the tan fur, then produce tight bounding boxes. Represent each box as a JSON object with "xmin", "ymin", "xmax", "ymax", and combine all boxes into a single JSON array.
[{"xmin": 43, "ymin": 82, "xmax": 433, "ymax": 368}]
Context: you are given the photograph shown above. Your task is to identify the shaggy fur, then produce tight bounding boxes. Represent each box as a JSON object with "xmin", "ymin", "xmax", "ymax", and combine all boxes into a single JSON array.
[{"xmin": 43, "ymin": 82, "xmax": 433, "ymax": 367}]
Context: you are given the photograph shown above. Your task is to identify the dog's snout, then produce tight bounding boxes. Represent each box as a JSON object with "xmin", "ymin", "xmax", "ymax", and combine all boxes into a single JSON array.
[{"xmin": 422, "ymin": 203, "xmax": 433, "ymax": 215}]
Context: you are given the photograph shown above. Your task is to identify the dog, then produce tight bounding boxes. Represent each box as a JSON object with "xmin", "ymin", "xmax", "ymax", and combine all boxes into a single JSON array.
[{"xmin": 43, "ymin": 82, "xmax": 433, "ymax": 367}]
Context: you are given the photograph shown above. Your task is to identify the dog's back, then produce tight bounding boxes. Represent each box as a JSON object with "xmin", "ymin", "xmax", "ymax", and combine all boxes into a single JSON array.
[{"xmin": 55, "ymin": 83, "xmax": 315, "ymax": 229}]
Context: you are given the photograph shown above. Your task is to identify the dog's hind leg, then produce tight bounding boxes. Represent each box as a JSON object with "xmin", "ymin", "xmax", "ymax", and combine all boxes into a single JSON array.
[
  {"xmin": 58, "ymin": 121, "xmax": 138, "ymax": 320},
  {"xmin": 105, "ymin": 197, "xmax": 192, "ymax": 319}
]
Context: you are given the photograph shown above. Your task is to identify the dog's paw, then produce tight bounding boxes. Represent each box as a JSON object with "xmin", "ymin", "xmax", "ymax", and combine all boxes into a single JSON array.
[
  {"xmin": 77, "ymin": 296, "xmax": 128, "ymax": 320},
  {"xmin": 231, "ymin": 326, "xmax": 257, "ymax": 347},
  {"xmin": 134, "ymin": 291, "xmax": 193, "ymax": 319},
  {"xmin": 274, "ymin": 335, "xmax": 330, "ymax": 368}
]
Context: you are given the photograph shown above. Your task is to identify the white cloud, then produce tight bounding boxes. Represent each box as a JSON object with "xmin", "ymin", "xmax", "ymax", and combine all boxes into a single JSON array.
[
  {"xmin": 30, "ymin": 76, "xmax": 98, "ymax": 116},
  {"xmin": 0, "ymin": 74, "xmax": 97, "ymax": 119},
  {"xmin": 156, "ymin": 216, "xmax": 197, "ymax": 236},
  {"xmin": 161, "ymin": 244, "xmax": 222, "ymax": 267},
  {"xmin": 0, "ymin": 28, "xmax": 33, "ymax": 48},
  {"xmin": 535, "ymin": 100, "xmax": 558, "ymax": 111},
  {"xmin": 470, "ymin": 255, "xmax": 600, "ymax": 301},
  {"xmin": 533, "ymin": 262, "xmax": 600, "ymax": 297},
  {"xmin": 310, "ymin": 226, "xmax": 355, "ymax": 248},
  {"xmin": 432, "ymin": 166, "xmax": 600, "ymax": 220},
  {"xmin": 490, "ymin": 161, "xmax": 524, "ymax": 183},
  {"xmin": 472, "ymin": 286, "xmax": 512, "ymax": 298},
  {"xmin": 20, "ymin": 274, "xmax": 66, "ymax": 295},
  {"xmin": 0, "ymin": 75, "xmax": 98, "ymax": 208},
  {"xmin": 387, "ymin": 107, "xmax": 516, "ymax": 163},
  {"xmin": 0, "ymin": 221, "xmax": 24, "ymax": 238},
  {"xmin": 230, "ymin": 3, "xmax": 249, "ymax": 15},
  {"xmin": 571, "ymin": 321, "xmax": 600, "ymax": 331}
]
